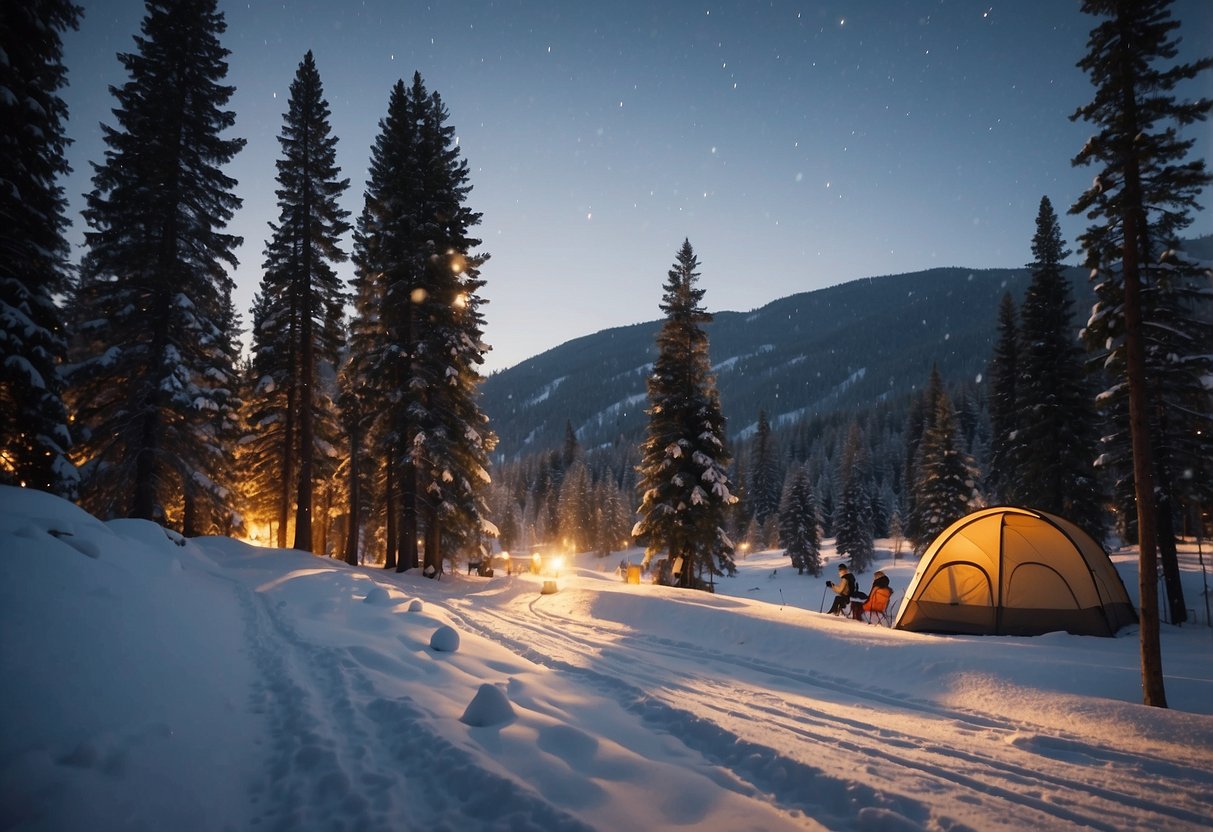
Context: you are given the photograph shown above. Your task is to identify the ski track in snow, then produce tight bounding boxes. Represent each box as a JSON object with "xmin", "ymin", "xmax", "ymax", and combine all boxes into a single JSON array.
[
  {"xmin": 432, "ymin": 584, "xmax": 1213, "ymax": 832},
  {"xmin": 232, "ymin": 576, "xmax": 592, "ymax": 832}
]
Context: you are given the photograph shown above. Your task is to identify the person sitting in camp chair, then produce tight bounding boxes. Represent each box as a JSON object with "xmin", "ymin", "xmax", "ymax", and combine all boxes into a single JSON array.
[
  {"xmin": 826, "ymin": 563, "xmax": 857, "ymax": 615},
  {"xmin": 856, "ymin": 571, "xmax": 894, "ymax": 624},
  {"xmin": 849, "ymin": 570, "xmax": 887, "ymax": 619}
]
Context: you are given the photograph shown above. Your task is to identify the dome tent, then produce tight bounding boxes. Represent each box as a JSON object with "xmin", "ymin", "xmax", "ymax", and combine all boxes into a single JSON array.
[{"xmin": 893, "ymin": 507, "xmax": 1136, "ymax": 637}]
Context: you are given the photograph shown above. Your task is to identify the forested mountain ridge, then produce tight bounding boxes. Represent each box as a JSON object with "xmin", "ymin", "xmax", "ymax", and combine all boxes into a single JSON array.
[{"xmin": 481, "ymin": 265, "xmax": 1092, "ymax": 460}]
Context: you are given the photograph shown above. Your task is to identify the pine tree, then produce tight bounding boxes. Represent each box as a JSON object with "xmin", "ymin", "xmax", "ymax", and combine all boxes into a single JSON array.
[
  {"xmin": 1071, "ymin": 0, "xmax": 1211, "ymax": 705},
  {"xmin": 0, "ymin": 0, "xmax": 81, "ymax": 497},
  {"xmin": 985, "ymin": 293, "xmax": 1019, "ymax": 503},
  {"xmin": 903, "ymin": 367, "xmax": 945, "ymax": 548},
  {"xmin": 68, "ymin": 0, "xmax": 245, "ymax": 531},
  {"xmin": 557, "ymin": 460, "xmax": 593, "ymax": 552},
  {"xmin": 562, "ymin": 420, "xmax": 581, "ymax": 469},
  {"xmin": 835, "ymin": 422, "xmax": 875, "ymax": 573},
  {"xmin": 634, "ymin": 240, "xmax": 737, "ymax": 588},
  {"xmin": 1013, "ymin": 196, "xmax": 1105, "ymax": 533},
  {"xmin": 346, "ymin": 80, "xmax": 417, "ymax": 569},
  {"xmin": 408, "ymin": 77, "xmax": 496, "ymax": 574},
  {"xmin": 912, "ymin": 388, "xmax": 978, "ymax": 553},
  {"xmin": 748, "ymin": 409, "xmax": 781, "ymax": 525},
  {"xmin": 778, "ymin": 463, "xmax": 821, "ymax": 575},
  {"xmin": 347, "ymin": 74, "xmax": 495, "ymax": 575},
  {"xmin": 242, "ymin": 51, "xmax": 350, "ymax": 553}
]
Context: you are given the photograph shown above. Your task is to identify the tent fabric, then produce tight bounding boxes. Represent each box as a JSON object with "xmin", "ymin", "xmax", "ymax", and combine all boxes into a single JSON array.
[{"xmin": 893, "ymin": 506, "xmax": 1136, "ymax": 637}]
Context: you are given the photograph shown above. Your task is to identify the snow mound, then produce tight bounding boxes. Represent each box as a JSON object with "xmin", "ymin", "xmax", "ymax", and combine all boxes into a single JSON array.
[
  {"xmin": 430, "ymin": 625, "xmax": 460, "ymax": 652},
  {"xmin": 408, "ymin": 599, "xmax": 424, "ymax": 612},
  {"xmin": 50, "ymin": 530, "xmax": 101, "ymax": 559},
  {"xmin": 460, "ymin": 683, "xmax": 515, "ymax": 727},
  {"xmin": 363, "ymin": 586, "xmax": 392, "ymax": 605}
]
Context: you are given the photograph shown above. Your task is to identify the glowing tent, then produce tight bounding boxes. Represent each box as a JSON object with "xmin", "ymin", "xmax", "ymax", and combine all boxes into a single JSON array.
[{"xmin": 893, "ymin": 507, "xmax": 1136, "ymax": 637}]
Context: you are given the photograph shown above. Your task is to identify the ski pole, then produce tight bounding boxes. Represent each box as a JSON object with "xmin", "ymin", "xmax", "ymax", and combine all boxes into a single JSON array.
[{"xmin": 818, "ymin": 583, "xmax": 828, "ymax": 613}]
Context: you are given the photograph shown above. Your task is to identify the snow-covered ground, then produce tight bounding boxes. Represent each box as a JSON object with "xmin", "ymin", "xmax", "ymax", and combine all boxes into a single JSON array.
[{"xmin": 2, "ymin": 485, "xmax": 1211, "ymax": 831}]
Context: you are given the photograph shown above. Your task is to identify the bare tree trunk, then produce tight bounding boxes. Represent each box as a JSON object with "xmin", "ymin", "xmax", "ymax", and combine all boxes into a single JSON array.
[
  {"xmin": 384, "ymin": 456, "xmax": 397, "ymax": 570},
  {"xmin": 1122, "ymin": 196, "xmax": 1167, "ymax": 708},
  {"xmin": 398, "ymin": 460, "xmax": 418, "ymax": 572},
  {"xmin": 294, "ymin": 137, "xmax": 315, "ymax": 552},
  {"xmin": 344, "ymin": 418, "xmax": 361, "ymax": 565},
  {"xmin": 424, "ymin": 503, "xmax": 442, "ymax": 577}
]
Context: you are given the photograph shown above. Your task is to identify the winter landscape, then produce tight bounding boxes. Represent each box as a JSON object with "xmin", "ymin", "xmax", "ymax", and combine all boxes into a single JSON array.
[
  {"xmin": 3, "ymin": 486, "xmax": 1212, "ymax": 831},
  {"xmin": 5, "ymin": 2, "xmax": 1213, "ymax": 830}
]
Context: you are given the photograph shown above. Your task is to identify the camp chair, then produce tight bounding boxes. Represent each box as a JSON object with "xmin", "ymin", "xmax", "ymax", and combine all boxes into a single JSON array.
[{"xmin": 862, "ymin": 586, "xmax": 895, "ymax": 626}]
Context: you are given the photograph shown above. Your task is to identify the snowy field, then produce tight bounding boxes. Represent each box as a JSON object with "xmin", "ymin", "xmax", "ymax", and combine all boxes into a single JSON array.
[{"xmin": 2, "ymin": 485, "xmax": 1212, "ymax": 831}]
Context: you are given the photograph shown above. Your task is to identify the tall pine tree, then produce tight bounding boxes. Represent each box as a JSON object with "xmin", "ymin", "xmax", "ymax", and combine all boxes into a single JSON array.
[
  {"xmin": 69, "ymin": 0, "xmax": 244, "ymax": 532},
  {"xmin": 985, "ymin": 293, "xmax": 1019, "ymax": 504},
  {"xmin": 911, "ymin": 382, "xmax": 978, "ymax": 554},
  {"xmin": 346, "ymin": 74, "xmax": 495, "ymax": 575},
  {"xmin": 747, "ymin": 409, "xmax": 781, "ymax": 526},
  {"xmin": 0, "ymin": 0, "xmax": 81, "ymax": 497},
  {"xmin": 834, "ymin": 422, "xmax": 875, "ymax": 573},
  {"xmin": 634, "ymin": 240, "xmax": 737, "ymax": 589},
  {"xmin": 1071, "ymin": 0, "xmax": 1211, "ymax": 705},
  {"xmin": 242, "ymin": 51, "xmax": 350, "ymax": 553},
  {"xmin": 903, "ymin": 366, "xmax": 945, "ymax": 549},
  {"xmin": 778, "ymin": 463, "xmax": 821, "ymax": 575},
  {"xmin": 407, "ymin": 78, "xmax": 496, "ymax": 575},
  {"xmin": 1013, "ymin": 196, "xmax": 1105, "ymax": 534}
]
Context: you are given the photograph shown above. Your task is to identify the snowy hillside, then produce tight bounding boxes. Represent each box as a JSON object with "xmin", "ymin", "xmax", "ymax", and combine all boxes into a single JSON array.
[
  {"xmin": 479, "ymin": 266, "xmax": 1094, "ymax": 457},
  {"xmin": 2, "ymin": 486, "xmax": 1212, "ymax": 831}
]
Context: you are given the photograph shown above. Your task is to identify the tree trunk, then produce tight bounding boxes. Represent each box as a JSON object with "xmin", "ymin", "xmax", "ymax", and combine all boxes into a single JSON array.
[
  {"xmin": 1122, "ymin": 186, "xmax": 1168, "ymax": 708},
  {"xmin": 278, "ymin": 356, "xmax": 297, "ymax": 549},
  {"xmin": 344, "ymin": 418, "xmax": 360, "ymax": 566},
  {"xmin": 131, "ymin": 407, "xmax": 161, "ymax": 522},
  {"xmin": 424, "ymin": 503, "xmax": 442, "ymax": 577},
  {"xmin": 1156, "ymin": 489, "xmax": 1186, "ymax": 625},
  {"xmin": 294, "ymin": 130, "xmax": 315, "ymax": 553},
  {"xmin": 1151, "ymin": 409, "xmax": 1187, "ymax": 624},
  {"xmin": 398, "ymin": 460, "xmax": 418, "ymax": 572},
  {"xmin": 182, "ymin": 480, "xmax": 197, "ymax": 537},
  {"xmin": 384, "ymin": 456, "xmax": 397, "ymax": 570}
]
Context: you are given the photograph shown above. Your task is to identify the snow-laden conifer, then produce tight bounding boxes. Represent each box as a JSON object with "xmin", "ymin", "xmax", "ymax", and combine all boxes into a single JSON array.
[
  {"xmin": 634, "ymin": 240, "xmax": 737, "ymax": 588},
  {"xmin": 778, "ymin": 463, "xmax": 820, "ymax": 575},
  {"xmin": 984, "ymin": 293, "xmax": 1019, "ymax": 504},
  {"xmin": 747, "ymin": 410, "xmax": 781, "ymax": 527},
  {"xmin": 1013, "ymin": 196, "xmax": 1105, "ymax": 534},
  {"xmin": 68, "ymin": 0, "xmax": 244, "ymax": 532},
  {"xmin": 0, "ymin": 0, "xmax": 81, "ymax": 497},
  {"xmin": 346, "ymin": 74, "xmax": 495, "ymax": 573},
  {"xmin": 911, "ymin": 377, "xmax": 979, "ymax": 554},
  {"xmin": 834, "ymin": 422, "xmax": 875, "ymax": 573},
  {"xmin": 241, "ymin": 51, "xmax": 349, "ymax": 552}
]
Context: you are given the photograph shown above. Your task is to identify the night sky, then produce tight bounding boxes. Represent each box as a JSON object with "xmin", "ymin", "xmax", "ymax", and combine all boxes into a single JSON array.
[{"xmin": 58, "ymin": 1, "xmax": 1212, "ymax": 373}]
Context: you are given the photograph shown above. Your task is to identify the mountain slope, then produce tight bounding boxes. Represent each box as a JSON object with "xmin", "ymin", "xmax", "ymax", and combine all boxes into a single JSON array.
[{"xmin": 481, "ymin": 266, "xmax": 1091, "ymax": 459}]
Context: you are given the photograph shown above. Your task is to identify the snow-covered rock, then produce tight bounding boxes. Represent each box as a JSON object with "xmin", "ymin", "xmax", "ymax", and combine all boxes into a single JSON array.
[
  {"xmin": 430, "ymin": 625, "xmax": 460, "ymax": 652},
  {"xmin": 363, "ymin": 586, "xmax": 391, "ymax": 605},
  {"xmin": 459, "ymin": 683, "xmax": 515, "ymax": 727}
]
